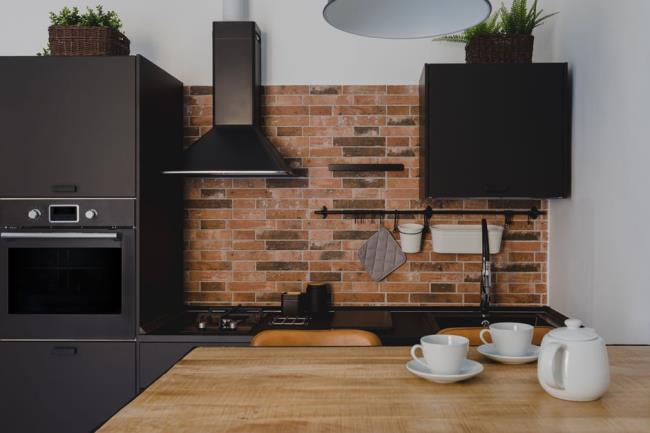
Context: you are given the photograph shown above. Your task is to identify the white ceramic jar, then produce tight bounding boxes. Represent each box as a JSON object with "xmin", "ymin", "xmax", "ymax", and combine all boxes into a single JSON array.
[{"xmin": 537, "ymin": 319, "xmax": 610, "ymax": 401}]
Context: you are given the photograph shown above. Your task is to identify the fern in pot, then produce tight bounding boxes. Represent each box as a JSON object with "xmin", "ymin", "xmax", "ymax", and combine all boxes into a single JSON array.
[
  {"xmin": 436, "ymin": 0, "xmax": 557, "ymax": 64},
  {"xmin": 46, "ymin": 5, "xmax": 129, "ymax": 56}
]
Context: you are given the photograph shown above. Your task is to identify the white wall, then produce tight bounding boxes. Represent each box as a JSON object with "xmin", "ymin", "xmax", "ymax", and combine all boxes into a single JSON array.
[
  {"xmin": 0, "ymin": 0, "xmax": 555, "ymax": 84},
  {"xmin": 9, "ymin": 0, "xmax": 647, "ymax": 341},
  {"xmin": 546, "ymin": 0, "xmax": 650, "ymax": 344}
]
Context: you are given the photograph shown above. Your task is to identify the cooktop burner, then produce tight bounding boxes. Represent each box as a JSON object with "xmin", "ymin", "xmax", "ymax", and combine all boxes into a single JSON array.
[
  {"xmin": 183, "ymin": 306, "xmax": 263, "ymax": 334},
  {"xmin": 270, "ymin": 316, "xmax": 311, "ymax": 326}
]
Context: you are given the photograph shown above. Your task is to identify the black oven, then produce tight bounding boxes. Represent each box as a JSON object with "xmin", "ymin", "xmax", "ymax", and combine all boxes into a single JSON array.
[{"xmin": 0, "ymin": 200, "xmax": 136, "ymax": 340}]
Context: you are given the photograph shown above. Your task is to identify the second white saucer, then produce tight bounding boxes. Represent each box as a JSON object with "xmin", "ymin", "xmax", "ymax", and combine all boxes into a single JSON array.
[
  {"xmin": 477, "ymin": 343, "xmax": 539, "ymax": 364},
  {"xmin": 406, "ymin": 358, "xmax": 484, "ymax": 384}
]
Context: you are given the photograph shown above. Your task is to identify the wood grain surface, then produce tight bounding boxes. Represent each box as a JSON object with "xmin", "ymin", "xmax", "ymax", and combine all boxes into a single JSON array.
[{"xmin": 97, "ymin": 346, "xmax": 650, "ymax": 433}]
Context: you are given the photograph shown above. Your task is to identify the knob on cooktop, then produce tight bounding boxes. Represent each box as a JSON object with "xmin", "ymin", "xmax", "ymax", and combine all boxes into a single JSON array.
[
  {"xmin": 27, "ymin": 209, "xmax": 41, "ymax": 220},
  {"xmin": 84, "ymin": 209, "xmax": 98, "ymax": 220}
]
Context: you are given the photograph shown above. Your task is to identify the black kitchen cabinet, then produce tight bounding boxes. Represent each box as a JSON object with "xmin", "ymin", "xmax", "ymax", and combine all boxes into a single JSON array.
[
  {"xmin": 419, "ymin": 63, "xmax": 570, "ymax": 198},
  {"xmin": 0, "ymin": 56, "xmax": 135, "ymax": 197},
  {"xmin": 0, "ymin": 341, "xmax": 135, "ymax": 433},
  {"xmin": 0, "ymin": 55, "xmax": 185, "ymax": 330}
]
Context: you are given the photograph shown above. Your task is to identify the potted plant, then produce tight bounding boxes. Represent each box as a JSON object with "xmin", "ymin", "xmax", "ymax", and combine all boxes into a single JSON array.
[
  {"xmin": 436, "ymin": 0, "xmax": 557, "ymax": 64},
  {"xmin": 45, "ymin": 5, "xmax": 129, "ymax": 56}
]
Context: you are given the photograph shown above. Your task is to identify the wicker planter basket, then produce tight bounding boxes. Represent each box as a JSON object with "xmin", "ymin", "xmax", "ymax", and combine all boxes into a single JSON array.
[
  {"xmin": 48, "ymin": 26, "xmax": 130, "ymax": 56},
  {"xmin": 465, "ymin": 35, "xmax": 534, "ymax": 64}
]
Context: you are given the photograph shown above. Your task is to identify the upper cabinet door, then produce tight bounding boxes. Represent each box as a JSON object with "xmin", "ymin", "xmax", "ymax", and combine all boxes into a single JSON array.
[
  {"xmin": 421, "ymin": 63, "xmax": 570, "ymax": 199},
  {"xmin": 0, "ymin": 57, "xmax": 136, "ymax": 197}
]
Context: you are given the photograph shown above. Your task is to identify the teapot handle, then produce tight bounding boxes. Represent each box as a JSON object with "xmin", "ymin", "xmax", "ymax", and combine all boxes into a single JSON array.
[{"xmin": 539, "ymin": 342, "xmax": 565, "ymax": 390}]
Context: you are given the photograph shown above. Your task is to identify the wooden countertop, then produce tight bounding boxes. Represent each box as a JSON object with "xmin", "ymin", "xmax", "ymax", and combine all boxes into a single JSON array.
[{"xmin": 98, "ymin": 346, "xmax": 650, "ymax": 433}]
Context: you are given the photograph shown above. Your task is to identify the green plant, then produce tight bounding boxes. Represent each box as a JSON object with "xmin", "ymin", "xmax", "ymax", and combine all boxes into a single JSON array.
[
  {"xmin": 48, "ymin": 6, "xmax": 82, "ymax": 26},
  {"xmin": 40, "ymin": 5, "xmax": 123, "ymax": 55},
  {"xmin": 434, "ymin": 0, "xmax": 557, "ymax": 43},
  {"xmin": 499, "ymin": 0, "xmax": 557, "ymax": 35},
  {"xmin": 434, "ymin": 12, "xmax": 501, "ymax": 43},
  {"xmin": 48, "ymin": 5, "xmax": 122, "ymax": 30},
  {"xmin": 37, "ymin": 43, "xmax": 51, "ymax": 56}
]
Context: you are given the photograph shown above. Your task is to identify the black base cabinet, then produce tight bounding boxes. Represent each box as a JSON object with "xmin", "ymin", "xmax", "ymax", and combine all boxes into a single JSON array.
[
  {"xmin": 139, "ymin": 342, "xmax": 247, "ymax": 390},
  {"xmin": 0, "ymin": 342, "xmax": 136, "ymax": 433}
]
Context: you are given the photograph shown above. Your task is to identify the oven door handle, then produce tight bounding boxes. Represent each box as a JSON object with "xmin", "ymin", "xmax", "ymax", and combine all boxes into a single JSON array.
[{"xmin": 0, "ymin": 232, "xmax": 119, "ymax": 239}]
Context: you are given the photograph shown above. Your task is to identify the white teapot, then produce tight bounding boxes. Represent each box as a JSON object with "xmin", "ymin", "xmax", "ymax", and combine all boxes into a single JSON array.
[{"xmin": 537, "ymin": 318, "xmax": 609, "ymax": 401}]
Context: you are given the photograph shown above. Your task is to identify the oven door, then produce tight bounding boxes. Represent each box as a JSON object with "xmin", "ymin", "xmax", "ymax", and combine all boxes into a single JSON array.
[{"xmin": 0, "ymin": 230, "xmax": 135, "ymax": 340}]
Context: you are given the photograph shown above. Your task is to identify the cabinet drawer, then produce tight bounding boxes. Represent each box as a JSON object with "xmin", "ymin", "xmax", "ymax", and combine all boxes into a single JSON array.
[{"xmin": 0, "ymin": 341, "xmax": 136, "ymax": 433}]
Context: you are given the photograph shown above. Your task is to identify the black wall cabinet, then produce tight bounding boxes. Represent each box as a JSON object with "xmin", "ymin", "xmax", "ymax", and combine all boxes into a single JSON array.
[
  {"xmin": 419, "ymin": 63, "xmax": 570, "ymax": 199},
  {"xmin": 0, "ymin": 342, "xmax": 135, "ymax": 433},
  {"xmin": 0, "ymin": 57, "xmax": 137, "ymax": 197}
]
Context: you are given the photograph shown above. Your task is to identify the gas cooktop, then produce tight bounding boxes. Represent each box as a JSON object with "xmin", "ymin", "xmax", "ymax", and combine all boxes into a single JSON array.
[
  {"xmin": 146, "ymin": 307, "xmax": 394, "ymax": 336},
  {"xmin": 148, "ymin": 306, "xmax": 319, "ymax": 336}
]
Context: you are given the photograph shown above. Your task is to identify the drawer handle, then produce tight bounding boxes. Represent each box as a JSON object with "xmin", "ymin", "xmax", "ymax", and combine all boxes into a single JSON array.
[
  {"xmin": 1, "ymin": 232, "xmax": 118, "ymax": 240},
  {"xmin": 483, "ymin": 184, "xmax": 510, "ymax": 193},
  {"xmin": 52, "ymin": 184, "xmax": 78, "ymax": 193},
  {"xmin": 51, "ymin": 346, "xmax": 78, "ymax": 357}
]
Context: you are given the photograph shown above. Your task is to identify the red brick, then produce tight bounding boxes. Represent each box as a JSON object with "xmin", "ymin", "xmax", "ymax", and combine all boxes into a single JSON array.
[
  {"xmin": 182, "ymin": 84, "xmax": 549, "ymax": 308},
  {"xmin": 341, "ymin": 85, "xmax": 386, "ymax": 94},
  {"xmin": 264, "ymin": 85, "xmax": 308, "ymax": 95}
]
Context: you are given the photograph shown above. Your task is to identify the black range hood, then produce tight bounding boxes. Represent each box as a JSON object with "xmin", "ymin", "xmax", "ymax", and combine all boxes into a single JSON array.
[{"xmin": 165, "ymin": 22, "xmax": 293, "ymax": 177}]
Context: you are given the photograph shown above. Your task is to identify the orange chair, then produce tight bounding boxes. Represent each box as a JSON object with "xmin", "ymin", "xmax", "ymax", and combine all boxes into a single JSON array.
[
  {"xmin": 437, "ymin": 326, "xmax": 552, "ymax": 346},
  {"xmin": 250, "ymin": 329, "xmax": 382, "ymax": 347}
]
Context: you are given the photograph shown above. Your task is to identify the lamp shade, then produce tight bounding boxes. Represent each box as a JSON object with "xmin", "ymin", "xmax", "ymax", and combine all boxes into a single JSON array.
[{"xmin": 323, "ymin": 0, "xmax": 492, "ymax": 39}]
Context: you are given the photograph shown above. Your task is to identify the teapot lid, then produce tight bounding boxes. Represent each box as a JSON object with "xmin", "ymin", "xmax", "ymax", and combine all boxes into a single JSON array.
[{"xmin": 549, "ymin": 319, "xmax": 599, "ymax": 341}]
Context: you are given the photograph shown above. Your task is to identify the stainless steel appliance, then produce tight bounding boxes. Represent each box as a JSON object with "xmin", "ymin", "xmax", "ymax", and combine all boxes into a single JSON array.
[{"xmin": 0, "ymin": 199, "xmax": 136, "ymax": 339}]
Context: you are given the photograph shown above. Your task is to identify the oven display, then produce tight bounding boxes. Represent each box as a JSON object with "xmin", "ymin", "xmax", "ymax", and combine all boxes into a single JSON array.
[{"xmin": 49, "ymin": 205, "xmax": 79, "ymax": 223}]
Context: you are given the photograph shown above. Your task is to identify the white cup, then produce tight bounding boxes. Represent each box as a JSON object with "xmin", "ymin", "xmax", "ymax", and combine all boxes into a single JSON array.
[
  {"xmin": 410, "ymin": 334, "xmax": 469, "ymax": 375},
  {"xmin": 480, "ymin": 322, "xmax": 533, "ymax": 357}
]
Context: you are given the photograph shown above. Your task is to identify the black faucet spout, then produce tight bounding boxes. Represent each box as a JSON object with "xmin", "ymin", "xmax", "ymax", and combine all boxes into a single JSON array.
[{"xmin": 480, "ymin": 219, "xmax": 492, "ymax": 324}]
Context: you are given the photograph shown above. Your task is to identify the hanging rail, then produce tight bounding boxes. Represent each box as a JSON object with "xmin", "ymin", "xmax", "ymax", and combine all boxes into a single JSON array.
[{"xmin": 314, "ymin": 205, "xmax": 545, "ymax": 226}]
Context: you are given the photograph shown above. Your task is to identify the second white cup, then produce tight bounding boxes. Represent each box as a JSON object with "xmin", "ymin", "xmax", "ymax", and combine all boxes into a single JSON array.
[
  {"xmin": 480, "ymin": 322, "xmax": 533, "ymax": 356},
  {"xmin": 410, "ymin": 334, "xmax": 469, "ymax": 375}
]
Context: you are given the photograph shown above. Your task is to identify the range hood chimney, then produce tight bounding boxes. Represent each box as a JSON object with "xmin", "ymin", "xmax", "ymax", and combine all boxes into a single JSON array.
[
  {"xmin": 223, "ymin": 0, "xmax": 248, "ymax": 21},
  {"xmin": 165, "ymin": 14, "xmax": 293, "ymax": 176}
]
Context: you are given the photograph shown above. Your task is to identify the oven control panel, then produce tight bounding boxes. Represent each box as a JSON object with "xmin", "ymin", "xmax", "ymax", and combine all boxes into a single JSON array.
[
  {"xmin": 48, "ymin": 204, "xmax": 80, "ymax": 223},
  {"xmin": 0, "ymin": 200, "xmax": 135, "ymax": 228}
]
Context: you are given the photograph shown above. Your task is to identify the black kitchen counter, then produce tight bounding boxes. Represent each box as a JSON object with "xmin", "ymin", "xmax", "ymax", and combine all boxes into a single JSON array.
[{"xmin": 139, "ymin": 306, "xmax": 566, "ymax": 346}]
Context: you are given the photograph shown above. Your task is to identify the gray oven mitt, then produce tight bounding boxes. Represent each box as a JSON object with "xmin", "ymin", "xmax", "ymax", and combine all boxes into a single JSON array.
[{"xmin": 358, "ymin": 227, "xmax": 406, "ymax": 282}]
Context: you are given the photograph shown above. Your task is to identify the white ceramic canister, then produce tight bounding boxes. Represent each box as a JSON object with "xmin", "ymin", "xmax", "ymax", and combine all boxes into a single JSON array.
[{"xmin": 398, "ymin": 223, "xmax": 424, "ymax": 253}]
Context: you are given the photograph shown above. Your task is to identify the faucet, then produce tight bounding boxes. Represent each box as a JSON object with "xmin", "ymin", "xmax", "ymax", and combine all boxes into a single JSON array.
[{"xmin": 480, "ymin": 219, "xmax": 492, "ymax": 326}]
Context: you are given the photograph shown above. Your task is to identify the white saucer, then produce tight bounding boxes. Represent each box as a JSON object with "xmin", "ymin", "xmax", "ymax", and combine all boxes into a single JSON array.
[
  {"xmin": 477, "ymin": 344, "xmax": 539, "ymax": 364},
  {"xmin": 406, "ymin": 358, "xmax": 483, "ymax": 384}
]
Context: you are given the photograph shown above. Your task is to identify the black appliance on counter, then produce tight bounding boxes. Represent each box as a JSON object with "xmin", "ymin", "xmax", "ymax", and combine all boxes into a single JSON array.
[
  {"xmin": 280, "ymin": 283, "xmax": 332, "ymax": 318},
  {"xmin": 306, "ymin": 283, "xmax": 332, "ymax": 319},
  {"xmin": 0, "ymin": 55, "xmax": 183, "ymax": 433}
]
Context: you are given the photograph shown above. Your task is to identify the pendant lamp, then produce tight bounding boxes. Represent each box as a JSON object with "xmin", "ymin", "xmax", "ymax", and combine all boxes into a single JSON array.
[{"xmin": 323, "ymin": 0, "xmax": 492, "ymax": 39}]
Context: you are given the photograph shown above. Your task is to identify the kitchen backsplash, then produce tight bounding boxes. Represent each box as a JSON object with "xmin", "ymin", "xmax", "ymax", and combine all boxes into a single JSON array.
[{"xmin": 183, "ymin": 85, "xmax": 548, "ymax": 306}]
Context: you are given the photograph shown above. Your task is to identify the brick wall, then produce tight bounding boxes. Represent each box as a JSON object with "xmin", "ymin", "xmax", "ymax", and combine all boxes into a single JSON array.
[{"xmin": 183, "ymin": 85, "xmax": 548, "ymax": 306}]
